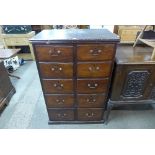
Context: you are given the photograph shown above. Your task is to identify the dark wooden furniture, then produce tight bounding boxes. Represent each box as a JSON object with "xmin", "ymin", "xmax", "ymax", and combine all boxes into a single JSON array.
[
  {"xmin": 30, "ymin": 29, "xmax": 119, "ymax": 124},
  {"xmin": 0, "ymin": 60, "xmax": 16, "ymax": 111},
  {"xmin": 105, "ymin": 45, "xmax": 155, "ymax": 123}
]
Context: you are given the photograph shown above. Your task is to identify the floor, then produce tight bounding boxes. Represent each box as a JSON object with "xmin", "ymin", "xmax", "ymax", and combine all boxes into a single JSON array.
[{"xmin": 1, "ymin": 47, "xmax": 155, "ymax": 128}]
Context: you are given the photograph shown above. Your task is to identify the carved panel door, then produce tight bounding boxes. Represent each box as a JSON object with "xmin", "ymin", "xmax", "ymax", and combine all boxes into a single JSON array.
[{"xmin": 111, "ymin": 64, "xmax": 155, "ymax": 101}]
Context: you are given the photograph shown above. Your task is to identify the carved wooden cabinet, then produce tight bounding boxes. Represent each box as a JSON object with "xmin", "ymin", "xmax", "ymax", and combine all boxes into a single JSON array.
[
  {"xmin": 30, "ymin": 29, "xmax": 119, "ymax": 124},
  {"xmin": 105, "ymin": 45, "xmax": 155, "ymax": 123},
  {"xmin": 0, "ymin": 61, "xmax": 16, "ymax": 111}
]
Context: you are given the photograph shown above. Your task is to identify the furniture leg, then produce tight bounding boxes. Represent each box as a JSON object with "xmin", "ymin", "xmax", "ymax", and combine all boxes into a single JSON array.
[
  {"xmin": 151, "ymin": 48, "xmax": 155, "ymax": 60},
  {"xmin": 29, "ymin": 43, "xmax": 35, "ymax": 60},
  {"xmin": 8, "ymin": 73, "xmax": 20, "ymax": 79},
  {"xmin": 104, "ymin": 101, "xmax": 113, "ymax": 125}
]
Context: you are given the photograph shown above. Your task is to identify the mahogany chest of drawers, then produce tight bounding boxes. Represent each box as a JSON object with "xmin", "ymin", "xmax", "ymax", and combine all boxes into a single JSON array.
[{"xmin": 30, "ymin": 29, "xmax": 119, "ymax": 124}]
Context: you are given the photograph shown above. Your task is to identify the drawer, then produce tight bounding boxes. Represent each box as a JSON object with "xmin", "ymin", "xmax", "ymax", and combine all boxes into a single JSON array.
[
  {"xmin": 45, "ymin": 94, "xmax": 74, "ymax": 108},
  {"xmin": 35, "ymin": 45, "xmax": 73, "ymax": 62},
  {"xmin": 77, "ymin": 79, "xmax": 109, "ymax": 93},
  {"xmin": 77, "ymin": 44, "xmax": 115, "ymax": 61},
  {"xmin": 39, "ymin": 63, "xmax": 73, "ymax": 78},
  {"xmin": 77, "ymin": 108, "xmax": 103, "ymax": 121},
  {"xmin": 5, "ymin": 38, "xmax": 28, "ymax": 46},
  {"xmin": 77, "ymin": 62, "xmax": 112, "ymax": 78},
  {"xmin": 77, "ymin": 94, "xmax": 106, "ymax": 108},
  {"xmin": 42, "ymin": 79, "xmax": 73, "ymax": 94},
  {"xmin": 48, "ymin": 109, "xmax": 74, "ymax": 121}
]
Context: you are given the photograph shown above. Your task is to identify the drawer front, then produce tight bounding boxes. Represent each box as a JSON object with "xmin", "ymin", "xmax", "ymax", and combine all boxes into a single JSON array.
[
  {"xmin": 48, "ymin": 109, "xmax": 74, "ymax": 121},
  {"xmin": 77, "ymin": 94, "xmax": 106, "ymax": 108},
  {"xmin": 77, "ymin": 62, "xmax": 111, "ymax": 78},
  {"xmin": 77, "ymin": 44, "xmax": 115, "ymax": 61},
  {"xmin": 42, "ymin": 79, "xmax": 73, "ymax": 94},
  {"xmin": 39, "ymin": 63, "xmax": 73, "ymax": 78},
  {"xmin": 5, "ymin": 38, "xmax": 28, "ymax": 45},
  {"xmin": 77, "ymin": 79, "xmax": 109, "ymax": 93},
  {"xmin": 77, "ymin": 108, "xmax": 103, "ymax": 121},
  {"xmin": 45, "ymin": 94, "xmax": 74, "ymax": 108},
  {"xmin": 35, "ymin": 45, "xmax": 73, "ymax": 62}
]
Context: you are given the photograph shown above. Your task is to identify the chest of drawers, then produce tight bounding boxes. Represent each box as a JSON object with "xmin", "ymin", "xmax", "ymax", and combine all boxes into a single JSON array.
[{"xmin": 30, "ymin": 29, "xmax": 119, "ymax": 124}]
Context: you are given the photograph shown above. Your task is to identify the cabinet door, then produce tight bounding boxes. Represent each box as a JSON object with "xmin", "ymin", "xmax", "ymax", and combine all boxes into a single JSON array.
[{"xmin": 111, "ymin": 64, "xmax": 155, "ymax": 101}]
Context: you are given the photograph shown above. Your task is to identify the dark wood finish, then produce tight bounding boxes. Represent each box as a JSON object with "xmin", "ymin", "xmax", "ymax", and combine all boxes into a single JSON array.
[
  {"xmin": 105, "ymin": 45, "xmax": 155, "ymax": 124},
  {"xmin": 77, "ymin": 62, "xmax": 111, "ymax": 78},
  {"xmin": 42, "ymin": 79, "xmax": 74, "ymax": 94},
  {"xmin": 0, "ymin": 61, "xmax": 16, "ymax": 110},
  {"xmin": 35, "ymin": 45, "xmax": 73, "ymax": 62},
  {"xmin": 77, "ymin": 94, "xmax": 106, "ymax": 108},
  {"xmin": 30, "ymin": 29, "xmax": 119, "ymax": 124},
  {"xmin": 77, "ymin": 108, "xmax": 103, "ymax": 121},
  {"xmin": 45, "ymin": 94, "xmax": 74, "ymax": 108},
  {"xmin": 77, "ymin": 44, "xmax": 115, "ymax": 61},
  {"xmin": 77, "ymin": 79, "xmax": 109, "ymax": 93},
  {"xmin": 48, "ymin": 109, "xmax": 74, "ymax": 121},
  {"xmin": 39, "ymin": 63, "xmax": 73, "ymax": 78}
]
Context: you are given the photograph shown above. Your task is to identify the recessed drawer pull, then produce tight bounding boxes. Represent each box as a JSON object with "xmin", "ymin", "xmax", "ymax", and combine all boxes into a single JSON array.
[
  {"xmin": 49, "ymin": 49, "xmax": 61, "ymax": 56},
  {"xmin": 57, "ymin": 113, "xmax": 67, "ymax": 118},
  {"xmin": 89, "ymin": 49, "xmax": 102, "ymax": 56},
  {"xmin": 85, "ymin": 112, "xmax": 95, "ymax": 118},
  {"xmin": 56, "ymin": 99, "xmax": 65, "ymax": 105},
  {"xmin": 53, "ymin": 83, "xmax": 64, "ymax": 89},
  {"xmin": 88, "ymin": 66, "xmax": 100, "ymax": 71},
  {"xmin": 87, "ymin": 83, "xmax": 98, "ymax": 89}
]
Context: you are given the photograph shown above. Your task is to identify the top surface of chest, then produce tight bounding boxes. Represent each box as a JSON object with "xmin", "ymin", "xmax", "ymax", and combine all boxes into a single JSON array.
[{"xmin": 30, "ymin": 29, "xmax": 119, "ymax": 43}]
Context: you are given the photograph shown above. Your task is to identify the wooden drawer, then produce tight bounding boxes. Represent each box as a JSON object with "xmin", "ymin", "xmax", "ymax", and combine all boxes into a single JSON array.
[
  {"xmin": 77, "ymin": 108, "xmax": 103, "ymax": 121},
  {"xmin": 42, "ymin": 79, "xmax": 73, "ymax": 94},
  {"xmin": 48, "ymin": 109, "xmax": 74, "ymax": 121},
  {"xmin": 45, "ymin": 94, "xmax": 74, "ymax": 108},
  {"xmin": 77, "ymin": 62, "xmax": 111, "ymax": 78},
  {"xmin": 77, "ymin": 44, "xmax": 115, "ymax": 61},
  {"xmin": 77, "ymin": 79, "xmax": 109, "ymax": 93},
  {"xmin": 35, "ymin": 45, "xmax": 73, "ymax": 62},
  {"xmin": 39, "ymin": 63, "xmax": 73, "ymax": 78},
  {"xmin": 5, "ymin": 38, "xmax": 28, "ymax": 46},
  {"xmin": 77, "ymin": 94, "xmax": 106, "ymax": 108}
]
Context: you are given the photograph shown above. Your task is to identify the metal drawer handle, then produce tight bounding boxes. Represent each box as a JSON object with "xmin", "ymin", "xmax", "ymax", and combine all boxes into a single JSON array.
[
  {"xmin": 88, "ymin": 66, "xmax": 100, "ymax": 71},
  {"xmin": 49, "ymin": 49, "xmax": 61, "ymax": 56},
  {"xmin": 57, "ymin": 113, "xmax": 67, "ymax": 117},
  {"xmin": 86, "ymin": 97, "xmax": 96, "ymax": 103},
  {"xmin": 89, "ymin": 49, "xmax": 102, "ymax": 56},
  {"xmin": 51, "ymin": 66, "xmax": 63, "ymax": 71},
  {"xmin": 53, "ymin": 83, "xmax": 64, "ymax": 89},
  {"xmin": 56, "ymin": 99, "xmax": 65, "ymax": 105},
  {"xmin": 85, "ymin": 112, "xmax": 95, "ymax": 118},
  {"xmin": 87, "ymin": 83, "xmax": 98, "ymax": 89}
]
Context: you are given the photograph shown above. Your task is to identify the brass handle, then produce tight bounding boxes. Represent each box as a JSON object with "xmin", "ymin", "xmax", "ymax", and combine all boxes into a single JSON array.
[
  {"xmin": 88, "ymin": 66, "xmax": 100, "ymax": 71},
  {"xmin": 89, "ymin": 49, "xmax": 102, "ymax": 56},
  {"xmin": 49, "ymin": 49, "xmax": 61, "ymax": 56},
  {"xmin": 51, "ymin": 66, "xmax": 62, "ymax": 71},
  {"xmin": 57, "ymin": 113, "xmax": 67, "ymax": 117},
  {"xmin": 53, "ymin": 83, "xmax": 64, "ymax": 89},
  {"xmin": 56, "ymin": 99, "xmax": 65, "ymax": 105},
  {"xmin": 85, "ymin": 112, "xmax": 95, "ymax": 118},
  {"xmin": 86, "ymin": 97, "xmax": 96, "ymax": 103},
  {"xmin": 88, "ymin": 83, "xmax": 98, "ymax": 89}
]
